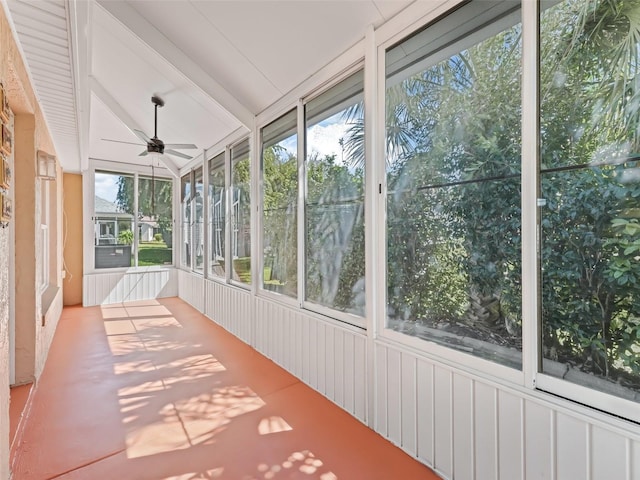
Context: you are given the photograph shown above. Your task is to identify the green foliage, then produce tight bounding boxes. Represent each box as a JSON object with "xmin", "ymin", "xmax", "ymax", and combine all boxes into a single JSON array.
[
  {"xmin": 153, "ymin": 233, "xmax": 163, "ymax": 242},
  {"xmin": 118, "ymin": 230, "xmax": 133, "ymax": 245},
  {"xmin": 377, "ymin": 0, "xmax": 640, "ymax": 386},
  {"xmin": 262, "ymin": 144, "xmax": 298, "ymax": 295},
  {"xmin": 305, "ymin": 153, "xmax": 365, "ymax": 314}
]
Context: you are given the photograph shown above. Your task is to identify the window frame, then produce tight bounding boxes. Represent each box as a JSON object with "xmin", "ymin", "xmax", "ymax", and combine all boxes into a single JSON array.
[
  {"xmin": 38, "ymin": 178, "xmax": 50, "ymax": 293},
  {"xmin": 301, "ymin": 67, "xmax": 367, "ymax": 328},
  {"xmin": 208, "ymin": 151, "xmax": 226, "ymax": 281},
  {"xmin": 258, "ymin": 108, "xmax": 300, "ymax": 307},
  {"xmin": 375, "ymin": 0, "xmax": 526, "ymax": 386},
  {"xmin": 229, "ymin": 138, "xmax": 252, "ymax": 290},
  {"xmin": 89, "ymin": 161, "xmax": 175, "ymax": 273},
  {"xmin": 373, "ymin": 0, "xmax": 640, "ymax": 423}
]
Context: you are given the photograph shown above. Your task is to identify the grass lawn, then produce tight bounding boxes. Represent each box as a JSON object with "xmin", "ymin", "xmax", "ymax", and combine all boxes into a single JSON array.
[{"xmin": 138, "ymin": 241, "xmax": 172, "ymax": 266}]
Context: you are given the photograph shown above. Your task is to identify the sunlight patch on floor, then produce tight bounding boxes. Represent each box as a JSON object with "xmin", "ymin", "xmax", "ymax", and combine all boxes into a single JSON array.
[
  {"xmin": 254, "ymin": 450, "xmax": 336, "ymax": 479},
  {"xmin": 258, "ymin": 416, "xmax": 292, "ymax": 435}
]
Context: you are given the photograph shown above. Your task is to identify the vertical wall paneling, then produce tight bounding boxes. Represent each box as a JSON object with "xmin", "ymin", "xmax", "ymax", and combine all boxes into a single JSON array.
[
  {"xmin": 474, "ymin": 382, "xmax": 498, "ymax": 480},
  {"xmin": 353, "ymin": 335, "xmax": 367, "ymax": 422},
  {"xmin": 498, "ymin": 391, "xmax": 523, "ymax": 480},
  {"xmin": 632, "ymin": 439, "xmax": 639, "ymax": 480},
  {"xmin": 178, "ymin": 270, "xmax": 203, "ymax": 311},
  {"xmin": 84, "ymin": 269, "xmax": 178, "ymax": 306},
  {"xmin": 591, "ymin": 426, "xmax": 627, "ymax": 480},
  {"xmin": 400, "ymin": 352, "xmax": 417, "ymax": 456},
  {"xmin": 434, "ymin": 366, "xmax": 453, "ymax": 478},
  {"xmin": 387, "ymin": 347, "xmax": 402, "ymax": 447},
  {"xmin": 375, "ymin": 344, "xmax": 388, "ymax": 436},
  {"xmin": 416, "ymin": 359, "xmax": 435, "ymax": 466},
  {"xmin": 308, "ymin": 318, "xmax": 318, "ymax": 389},
  {"xmin": 524, "ymin": 400, "xmax": 553, "ymax": 480},
  {"xmin": 453, "ymin": 374, "xmax": 474, "ymax": 480},
  {"xmin": 301, "ymin": 314, "xmax": 310, "ymax": 384},
  {"xmin": 317, "ymin": 322, "xmax": 326, "ymax": 395},
  {"xmin": 325, "ymin": 325, "xmax": 335, "ymax": 402},
  {"xmin": 334, "ymin": 329, "xmax": 345, "ymax": 407},
  {"xmin": 204, "ymin": 280, "xmax": 253, "ymax": 344},
  {"xmin": 343, "ymin": 333, "xmax": 355, "ymax": 415},
  {"xmin": 556, "ymin": 412, "xmax": 588, "ymax": 480}
]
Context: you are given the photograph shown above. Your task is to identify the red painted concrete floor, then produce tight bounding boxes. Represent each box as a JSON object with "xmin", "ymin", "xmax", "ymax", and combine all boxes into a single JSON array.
[{"xmin": 10, "ymin": 297, "xmax": 439, "ymax": 480}]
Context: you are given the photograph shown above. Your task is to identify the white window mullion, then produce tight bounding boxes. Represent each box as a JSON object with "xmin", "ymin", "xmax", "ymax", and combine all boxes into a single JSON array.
[
  {"xmin": 521, "ymin": 0, "xmax": 540, "ymax": 389},
  {"xmin": 133, "ymin": 172, "xmax": 139, "ymax": 268},
  {"xmin": 297, "ymin": 101, "xmax": 305, "ymax": 308}
]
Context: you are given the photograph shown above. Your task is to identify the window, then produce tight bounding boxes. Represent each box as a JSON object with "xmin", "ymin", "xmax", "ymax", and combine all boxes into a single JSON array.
[
  {"xmin": 94, "ymin": 171, "xmax": 134, "ymax": 268},
  {"xmin": 181, "ymin": 168, "xmax": 204, "ymax": 272},
  {"xmin": 193, "ymin": 167, "xmax": 204, "ymax": 273},
  {"xmin": 181, "ymin": 173, "xmax": 191, "ymax": 268},
  {"xmin": 261, "ymin": 110, "xmax": 298, "ymax": 297},
  {"xmin": 209, "ymin": 153, "xmax": 225, "ymax": 278},
  {"xmin": 138, "ymin": 175, "xmax": 173, "ymax": 266},
  {"xmin": 95, "ymin": 170, "xmax": 173, "ymax": 269},
  {"xmin": 539, "ymin": 0, "xmax": 640, "ymax": 411},
  {"xmin": 39, "ymin": 179, "xmax": 50, "ymax": 291},
  {"xmin": 384, "ymin": 1, "xmax": 522, "ymax": 368},
  {"xmin": 231, "ymin": 139, "xmax": 251, "ymax": 286},
  {"xmin": 304, "ymin": 70, "xmax": 365, "ymax": 318}
]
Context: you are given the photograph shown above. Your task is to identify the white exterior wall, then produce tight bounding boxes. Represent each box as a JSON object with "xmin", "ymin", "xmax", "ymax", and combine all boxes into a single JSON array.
[{"xmin": 179, "ymin": 272, "xmax": 640, "ymax": 480}]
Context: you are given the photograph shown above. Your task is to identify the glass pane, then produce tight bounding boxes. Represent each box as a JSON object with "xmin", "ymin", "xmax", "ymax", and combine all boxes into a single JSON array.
[
  {"xmin": 181, "ymin": 174, "xmax": 191, "ymax": 268},
  {"xmin": 94, "ymin": 171, "xmax": 134, "ymax": 268},
  {"xmin": 231, "ymin": 140, "xmax": 251, "ymax": 285},
  {"xmin": 540, "ymin": 0, "xmax": 640, "ymax": 401},
  {"xmin": 262, "ymin": 110, "xmax": 298, "ymax": 297},
  {"xmin": 305, "ymin": 71, "xmax": 365, "ymax": 316},
  {"xmin": 138, "ymin": 176, "xmax": 173, "ymax": 266},
  {"xmin": 209, "ymin": 153, "xmax": 225, "ymax": 278},
  {"xmin": 385, "ymin": 1, "xmax": 522, "ymax": 368},
  {"xmin": 193, "ymin": 167, "xmax": 205, "ymax": 272}
]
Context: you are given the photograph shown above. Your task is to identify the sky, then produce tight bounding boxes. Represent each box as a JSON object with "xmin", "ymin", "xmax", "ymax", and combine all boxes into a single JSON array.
[
  {"xmin": 95, "ymin": 172, "xmax": 119, "ymax": 203},
  {"xmin": 279, "ymin": 112, "xmax": 351, "ymax": 163}
]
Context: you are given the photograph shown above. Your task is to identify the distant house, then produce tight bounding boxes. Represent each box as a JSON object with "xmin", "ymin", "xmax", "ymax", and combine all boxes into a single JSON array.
[
  {"xmin": 94, "ymin": 196, "xmax": 133, "ymax": 245},
  {"xmin": 94, "ymin": 196, "xmax": 160, "ymax": 244}
]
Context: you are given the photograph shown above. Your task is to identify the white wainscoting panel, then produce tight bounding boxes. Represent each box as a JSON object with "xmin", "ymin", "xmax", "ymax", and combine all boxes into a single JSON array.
[
  {"xmin": 374, "ymin": 342, "xmax": 640, "ymax": 480},
  {"xmin": 204, "ymin": 280, "xmax": 252, "ymax": 344},
  {"xmin": 84, "ymin": 269, "xmax": 178, "ymax": 306},
  {"xmin": 177, "ymin": 270, "xmax": 204, "ymax": 312},
  {"xmin": 254, "ymin": 297, "xmax": 368, "ymax": 423}
]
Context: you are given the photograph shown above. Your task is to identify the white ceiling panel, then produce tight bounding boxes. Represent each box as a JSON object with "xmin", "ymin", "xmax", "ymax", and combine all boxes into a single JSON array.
[
  {"xmin": 6, "ymin": 0, "xmax": 415, "ymax": 174},
  {"xmin": 126, "ymin": 0, "xmax": 281, "ymax": 114},
  {"xmin": 195, "ymin": 1, "xmax": 382, "ymax": 95},
  {"xmin": 90, "ymin": 4, "xmax": 242, "ymax": 167}
]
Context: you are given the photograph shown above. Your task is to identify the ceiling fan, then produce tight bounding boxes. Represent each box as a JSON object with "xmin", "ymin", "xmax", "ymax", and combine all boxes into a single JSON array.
[{"xmin": 102, "ymin": 95, "xmax": 197, "ymax": 160}]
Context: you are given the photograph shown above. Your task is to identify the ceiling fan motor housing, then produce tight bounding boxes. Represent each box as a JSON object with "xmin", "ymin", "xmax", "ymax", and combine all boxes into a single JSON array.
[{"xmin": 148, "ymin": 137, "xmax": 164, "ymax": 154}]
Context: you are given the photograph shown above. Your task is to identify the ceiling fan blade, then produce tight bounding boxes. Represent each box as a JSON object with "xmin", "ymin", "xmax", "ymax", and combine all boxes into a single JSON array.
[
  {"xmin": 133, "ymin": 129, "xmax": 152, "ymax": 143},
  {"xmin": 165, "ymin": 149, "xmax": 193, "ymax": 160},
  {"xmin": 163, "ymin": 143, "xmax": 198, "ymax": 150},
  {"xmin": 101, "ymin": 138, "xmax": 144, "ymax": 146},
  {"xmin": 139, "ymin": 150, "xmax": 149, "ymax": 157}
]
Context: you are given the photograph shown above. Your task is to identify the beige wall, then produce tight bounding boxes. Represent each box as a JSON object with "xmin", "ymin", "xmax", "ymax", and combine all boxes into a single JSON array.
[
  {"xmin": 0, "ymin": 4, "xmax": 63, "ymax": 479},
  {"xmin": 63, "ymin": 173, "xmax": 83, "ymax": 305}
]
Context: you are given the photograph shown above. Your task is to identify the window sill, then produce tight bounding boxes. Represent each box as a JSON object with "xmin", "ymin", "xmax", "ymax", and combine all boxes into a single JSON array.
[{"xmin": 41, "ymin": 285, "xmax": 60, "ymax": 318}]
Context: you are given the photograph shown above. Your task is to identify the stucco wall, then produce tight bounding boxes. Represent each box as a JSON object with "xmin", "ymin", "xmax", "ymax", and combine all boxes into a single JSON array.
[
  {"xmin": 63, "ymin": 173, "xmax": 83, "ymax": 305},
  {"xmin": 0, "ymin": 3, "xmax": 63, "ymax": 478}
]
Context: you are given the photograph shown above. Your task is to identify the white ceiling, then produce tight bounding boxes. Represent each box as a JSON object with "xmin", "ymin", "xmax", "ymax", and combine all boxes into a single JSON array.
[{"xmin": 5, "ymin": 0, "xmax": 414, "ymax": 174}]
